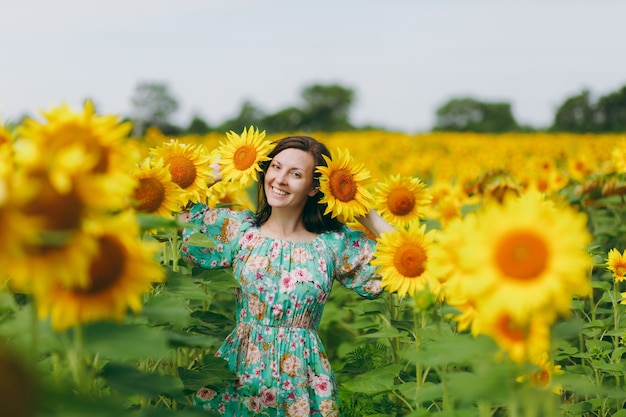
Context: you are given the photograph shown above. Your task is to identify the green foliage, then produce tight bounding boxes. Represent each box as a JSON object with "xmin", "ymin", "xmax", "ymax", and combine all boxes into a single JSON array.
[
  {"xmin": 131, "ymin": 81, "xmax": 180, "ymax": 136},
  {"xmin": 551, "ymin": 89, "xmax": 597, "ymax": 133},
  {"xmin": 551, "ymin": 85, "xmax": 626, "ymax": 133},
  {"xmin": 3, "ymin": 171, "xmax": 626, "ymax": 416},
  {"xmin": 433, "ymin": 97, "xmax": 519, "ymax": 133}
]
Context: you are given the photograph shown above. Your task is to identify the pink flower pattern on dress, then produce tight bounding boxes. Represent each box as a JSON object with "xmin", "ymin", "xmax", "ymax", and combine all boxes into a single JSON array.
[{"xmin": 182, "ymin": 206, "xmax": 382, "ymax": 416}]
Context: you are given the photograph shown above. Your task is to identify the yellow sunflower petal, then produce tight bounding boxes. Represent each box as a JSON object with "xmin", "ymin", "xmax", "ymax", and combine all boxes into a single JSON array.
[
  {"xmin": 34, "ymin": 210, "xmax": 164, "ymax": 331},
  {"xmin": 373, "ymin": 174, "xmax": 431, "ymax": 228},
  {"xmin": 131, "ymin": 157, "xmax": 188, "ymax": 217},
  {"xmin": 317, "ymin": 148, "xmax": 372, "ymax": 222},
  {"xmin": 371, "ymin": 223, "xmax": 440, "ymax": 298},
  {"xmin": 453, "ymin": 191, "xmax": 592, "ymax": 322},
  {"xmin": 607, "ymin": 248, "xmax": 626, "ymax": 282},
  {"xmin": 150, "ymin": 139, "xmax": 214, "ymax": 203},
  {"xmin": 216, "ymin": 125, "xmax": 271, "ymax": 187}
]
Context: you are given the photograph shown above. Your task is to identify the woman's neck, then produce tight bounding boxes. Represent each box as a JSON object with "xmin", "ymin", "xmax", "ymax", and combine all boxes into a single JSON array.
[{"xmin": 261, "ymin": 212, "xmax": 316, "ymax": 241}]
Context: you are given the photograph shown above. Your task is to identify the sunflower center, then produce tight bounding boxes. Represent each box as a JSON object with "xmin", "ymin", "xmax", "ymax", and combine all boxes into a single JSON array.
[
  {"xmin": 329, "ymin": 169, "xmax": 357, "ymax": 202},
  {"xmin": 92, "ymin": 146, "xmax": 110, "ymax": 173},
  {"xmin": 393, "ymin": 243, "xmax": 427, "ymax": 277},
  {"xmin": 134, "ymin": 178, "xmax": 166, "ymax": 213},
  {"xmin": 78, "ymin": 235, "xmax": 126, "ymax": 294},
  {"xmin": 22, "ymin": 173, "xmax": 82, "ymax": 232},
  {"xmin": 168, "ymin": 155, "xmax": 197, "ymax": 189},
  {"xmin": 233, "ymin": 145, "xmax": 258, "ymax": 171},
  {"xmin": 496, "ymin": 231, "xmax": 549, "ymax": 281},
  {"xmin": 388, "ymin": 188, "xmax": 415, "ymax": 216},
  {"xmin": 530, "ymin": 369, "xmax": 550, "ymax": 387},
  {"xmin": 496, "ymin": 314, "xmax": 526, "ymax": 342}
]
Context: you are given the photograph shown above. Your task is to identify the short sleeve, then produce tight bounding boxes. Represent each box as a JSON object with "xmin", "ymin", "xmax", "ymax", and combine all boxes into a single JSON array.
[
  {"xmin": 328, "ymin": 226, "xmax": 383, "ymax": 299},
  {"xmin": 180, "ymin": 205, "xmax": 255, "ymax": 269}
]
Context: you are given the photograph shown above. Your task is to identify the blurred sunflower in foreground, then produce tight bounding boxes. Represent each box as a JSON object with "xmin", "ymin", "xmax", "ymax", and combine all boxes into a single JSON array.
[
  {"xmin": 516, "ymin": 351, "xmax": 564, "ymax": 394},
  {"xmin": 36, "ymin": 211, "xmax": 164, "ymax": 331},
  {"xmin": 15, "ymin": 100, "xmax": 137, "ymax": 210},
  {"xmin": 436, "ymin": 190, "xmax": 593, "ymax": 362},
  {"xmin": 216, "ymin": 125, "xmax": 271, "ymax": 187},
  {"xmin": 131, "ymin": 157, "xmax": 187, "ymax": 217},
  {"xmin": 1, "ymin": 102, "xmax": 165, "ymax": 331},
  {"xmin": 317, "ymin": 148, "xmax": 373, "ymax": 223}
]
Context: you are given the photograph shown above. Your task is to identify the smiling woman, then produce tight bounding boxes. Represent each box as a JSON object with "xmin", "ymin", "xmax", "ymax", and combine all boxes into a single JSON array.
[{"xmin": 179, "ymin": 134, "xmax": 392, "ymax": 416}]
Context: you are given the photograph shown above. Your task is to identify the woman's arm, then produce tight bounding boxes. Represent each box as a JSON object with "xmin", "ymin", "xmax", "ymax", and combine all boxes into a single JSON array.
[{"xmin": 355, "ymin": 209, "xmax": 395, "ymax": 239}]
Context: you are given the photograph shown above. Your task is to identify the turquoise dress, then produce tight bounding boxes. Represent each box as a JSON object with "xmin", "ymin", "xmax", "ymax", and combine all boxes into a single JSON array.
[{"xmin": 180, "ymin": 205, "xmax": 382, "ymax": 417}]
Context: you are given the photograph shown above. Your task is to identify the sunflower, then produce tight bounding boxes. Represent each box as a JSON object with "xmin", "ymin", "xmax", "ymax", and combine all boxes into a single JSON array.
[
  {"xmin": 480, "ymin": 311, "xmax": 551, "ymax": 364},
  {"xmin": 611, "ymin": 139, "xmax": 626, "ymax": 173},
  {"xmin": 15, "ymin": 101, "xmax": 137, "ymax": 212},
  {"xmin": 206, "ymin": 180, "xmax": 255, "ymax": 211},
  {"xmin": 373, "ymin": 174, "xmax": 431, "ymax": 228},
  {"xmin": 150, "ymin": 139, "xmax": 214, "ymax": 203},
  {"xmin": 317, "ymin": 148, "xmax": 373, "ymax": 222},
  {"xmin": 216, "ymin": 125, "xmax": 271, "ymax": 187},
  {"xmin": 131, "ymin": 157, "xmax": 188, "ymax": 217},
  {"xmin": 371, "ymin": 223, "xmax": 440, "ymax": 298},
  {"xmin": 0, "ymin": 119, "xmax": 14, "ymax": 147},
  {"xmin": 456, "ymin": 191, "xmax": 592, "ymax": 322},
  {"xmin": 6, "ymin": 226, "xmax": 98, "ymax": 294},
  {"xmin": 516, "ymin": 351, "xmax": 564, "ymax": 394},
  {"xmin": 606, "ymin": 248, "xmax": 626, "ymax": 282},
  {"xmin": 35, "ymin": 210, "xmax": 164, "ymax": 331}
]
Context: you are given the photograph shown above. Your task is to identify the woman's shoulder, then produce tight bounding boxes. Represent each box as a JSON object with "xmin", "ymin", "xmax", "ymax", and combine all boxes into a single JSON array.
[
  {"xmin": 188, "ymin": 204, "xmax": 256, "ymax": 227},
  {"xmin": 319, "ymin": 224, "xmax": 370, "ymax": 246}
]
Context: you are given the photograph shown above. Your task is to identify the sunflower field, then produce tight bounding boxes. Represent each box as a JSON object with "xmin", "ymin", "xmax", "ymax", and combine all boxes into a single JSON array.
[{"xmin": 1, "ymin": 102, "xmax": 626, "ymax": 417}]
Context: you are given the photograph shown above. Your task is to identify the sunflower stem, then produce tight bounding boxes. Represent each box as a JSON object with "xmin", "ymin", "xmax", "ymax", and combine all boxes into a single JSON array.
[
  {"xmin": 29, "ymin": 296, "xmax": 38, "ymax": 363},
  {"xmin": 171, "ymin": 233, "xmax": 180, "ymax": 273},
  {"xmin": 413, "ymin": 304, "xmax": 423, "ymax": 409},
  {"xmin": 68, "ymin": 324, "xmax": 89, "ymax": 394}
]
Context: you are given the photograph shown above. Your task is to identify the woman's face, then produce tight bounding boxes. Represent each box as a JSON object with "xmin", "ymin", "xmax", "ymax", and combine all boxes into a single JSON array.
[{"xmin": 263, "ymin": 148, "xmax": 318, "ymax": 212}]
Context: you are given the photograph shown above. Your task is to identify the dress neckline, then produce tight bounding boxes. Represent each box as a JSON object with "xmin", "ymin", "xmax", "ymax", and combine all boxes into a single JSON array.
[{"xmin": 256, "ymin": 226, "xmax": 321, "ymax": 244}]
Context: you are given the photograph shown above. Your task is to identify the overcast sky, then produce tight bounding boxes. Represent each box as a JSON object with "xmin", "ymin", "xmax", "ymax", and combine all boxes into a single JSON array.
[{"xmin": 2, "ymin": 0, "xmax": 625, "ymax": 132}]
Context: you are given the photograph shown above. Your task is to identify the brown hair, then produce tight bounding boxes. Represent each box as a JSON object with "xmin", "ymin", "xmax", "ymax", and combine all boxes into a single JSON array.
[{"xmin": 255, "ymin": 135, "xmax": 343, "ymax": 233}]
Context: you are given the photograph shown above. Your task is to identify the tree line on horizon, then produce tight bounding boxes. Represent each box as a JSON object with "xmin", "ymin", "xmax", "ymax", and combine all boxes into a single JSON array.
[
  {"xmin": 127, "ymin": 81, "xmax": 626, "ymax": 136},
  {"xmin": 9, "ymin": 81, "xmax": 626, "ymax": 136}
]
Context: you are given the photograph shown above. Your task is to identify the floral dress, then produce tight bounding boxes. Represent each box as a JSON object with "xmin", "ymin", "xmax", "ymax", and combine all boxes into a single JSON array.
[{"xmin": 180, "ymin": 205, "xmax": 382, "ymax": 417}]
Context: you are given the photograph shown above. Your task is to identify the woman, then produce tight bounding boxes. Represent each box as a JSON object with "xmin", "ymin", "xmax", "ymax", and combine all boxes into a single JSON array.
[{"xmin": 180, "ymin": 135, "xmax": 393, "ymax": 416}]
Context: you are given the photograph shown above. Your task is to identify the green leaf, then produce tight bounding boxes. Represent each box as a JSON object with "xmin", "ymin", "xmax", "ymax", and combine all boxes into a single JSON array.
[
  {"xmin": 193, "ymin": 269, "xmax": 239, "ymax": 290},
  {"xmin": 591, "ymin": 279, "xmax": 611, "ymax": 291},
  {"xmin": 395, "ymin": 381, "xmax": 443, "ymax": 403},
  {"xmin": 185, "ymin": 232, "xmax": 216, "ymax": 248},
  {"xmin": 82, "ymin": 322, "xmax": 171, "ymax": 361},
  {"xmin": 165, "ymin": 330, "xmax": 220, "ymax": 349},
  {"xmin": 341, "ymin": 364, "xmax": 402, "ymax": 394},
  {"xmin": 611, "ymin": 346, "xmax": 626, "ymax": 362},
  {"xmin": 447, "ymin": 369, "xmax": 513, "ymax": 405},
  {"xmin": 165, "ymin": 273, "xmax": 211, "ymax": 300},
  {"xmin": 359, "ymin": 327, "xmax": 407, "ymax": 339},
  {"xmin": 100, "ymin": 363, "xmax": 185, "ymax": 401},
  {"xmin": 137, "ymin": 213, "xmax": 181, "ymax": 231},
  {"xmin": 190, "ymin": 310, "xmax": 235, "ymax": 328},
  {"xmin": 142, "ymin": 294, "xmax": 191, "ymax": 327},
  {"xmin": 178, "ymin": 356, "xmax": 237, "ymax": 391},
  {"xmin": 402, "ymin": 333, "xmax": 497, "ymax": 367}
]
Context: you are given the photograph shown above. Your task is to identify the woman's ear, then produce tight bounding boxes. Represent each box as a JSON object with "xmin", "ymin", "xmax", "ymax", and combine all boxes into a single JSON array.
[{"xmin": 308, "ymin": 186, "xmax": 320, "ymax": 197}]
